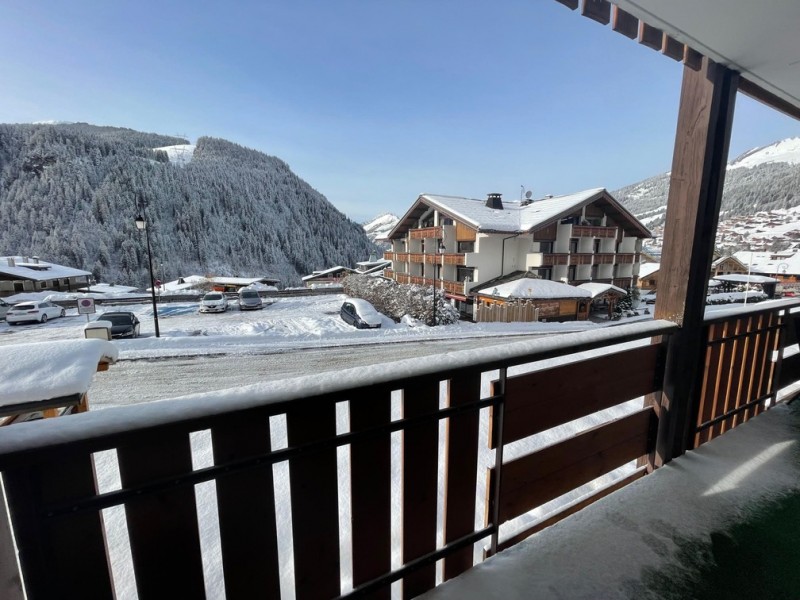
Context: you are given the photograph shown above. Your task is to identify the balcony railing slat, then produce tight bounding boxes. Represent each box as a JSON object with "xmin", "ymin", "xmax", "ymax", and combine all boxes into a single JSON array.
[
  {"xmin": 443, "ymin": 371, "xmax": 481, "ymax": 582},
  {"xmin": 744, "ymin": 313, "xmax": 768, "ymax": 422},
  {"xmin": 491, "ymin": 407, "xmax": 655, "ymax": 523},
  {"xmin": 117, "ymin": 432, "xmax": 206, "ymax": 599},
  {"xmin": 401, "ymin": 380, "xmax": 439, "ymax": 600},
  {"xmin": 287, "ymin": 401, "xmax": 341, "ymax": 600},
  {"xmin": 350, "ymin": 389, "xmax": 392, "ymax": 599},
  {"xmin": 211, "ymin": 415, "xmax": 281, "ymax": 599},
  {"xmin": 489, "ymin": 345, "xmax": 662, "ymax": 448},
  {"xmin": 4, "ymin": 453, "xmax": 114, "ymax": 600}
]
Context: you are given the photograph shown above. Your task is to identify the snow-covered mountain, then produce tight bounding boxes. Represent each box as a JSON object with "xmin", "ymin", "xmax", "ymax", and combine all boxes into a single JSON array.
[
  {"xmin": 615, "ymin": 137, "xmax": 800, "ymax": 232},
  {"xmin": 363, "ymin": 213, "xmax": 399, "ymax": 248}
]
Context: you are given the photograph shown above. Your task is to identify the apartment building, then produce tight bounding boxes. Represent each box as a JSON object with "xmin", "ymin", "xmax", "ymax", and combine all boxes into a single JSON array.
[{"xmin": 384, "ymin": 188, "xmax": 651, "ymax": 314}]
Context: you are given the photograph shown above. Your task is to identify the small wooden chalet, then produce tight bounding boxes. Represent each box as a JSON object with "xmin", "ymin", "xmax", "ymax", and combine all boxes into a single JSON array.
[
  {"xmin": 710, "ymin": 255, "xmax": 747, "ymax": 277},
  {"xmin": 472, "ymin": 272, "xmax": 592, "ymax": 322},
  {"xmin": 301, "ymin": 266, "xmax": 357, "ymax": 287},
  {"xmin": 0, "ymin": 256, "xmax": 91, "ymax": 297}
]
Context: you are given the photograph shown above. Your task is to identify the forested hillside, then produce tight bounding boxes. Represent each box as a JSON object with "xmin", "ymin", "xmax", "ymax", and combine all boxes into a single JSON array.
[{"xmin": 0, "ymin": 123, "xmax": 377, "ymax": 286}]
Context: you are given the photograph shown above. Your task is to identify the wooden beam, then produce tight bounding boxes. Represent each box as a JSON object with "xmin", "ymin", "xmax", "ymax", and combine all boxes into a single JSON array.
[
  {"xmin": 662, "ymin": 35, "xmax": 684, "ymax": 62},
  {"xmin": 654, "ymin": 57, "xmax": 739, "ymax": 465},
  {"xmin": 581, "ymin": 0, "xmax": 611, "ymax": 25},
  {"xmin": 739, "ymin": 76, "xmax": 800, "ymax": 122},
  {"xmin": 639, "ymin": 22, "xmax": 663, "ymax": 51},
  {"xmin": 683, "ymin": 47, "xmax": 703, "ymax": 71},
  {"xmin": 555, "ymin": 0, "xmax": 579, "ymax": 10},
  {"xmin": 611, "ymin": 6, "xmax": 638, "ymax": 39}
]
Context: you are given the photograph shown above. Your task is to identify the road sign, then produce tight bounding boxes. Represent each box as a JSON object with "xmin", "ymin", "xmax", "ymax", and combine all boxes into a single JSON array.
[{"xmin": 78, "ymin": 298, "xmax": 96, "ymax": 315}]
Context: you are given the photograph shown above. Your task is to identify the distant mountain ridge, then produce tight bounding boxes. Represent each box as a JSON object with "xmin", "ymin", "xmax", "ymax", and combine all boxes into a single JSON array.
[
  {"xmin": 0, "ymin": 123, "xmax": 377, "ymax": 286},
  {"xmin": 615, "ymin": 137, "xmax": 800, "ymax": 229},
  {"xmin": 363, "ymin": 213, "xmax": 399, "ymax": 249}
]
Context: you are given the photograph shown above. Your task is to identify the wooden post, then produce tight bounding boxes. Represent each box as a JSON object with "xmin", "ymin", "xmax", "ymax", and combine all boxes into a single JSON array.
[{"xmin": 654, "ymin": 57, "xmax": 739, "ymax": 465}]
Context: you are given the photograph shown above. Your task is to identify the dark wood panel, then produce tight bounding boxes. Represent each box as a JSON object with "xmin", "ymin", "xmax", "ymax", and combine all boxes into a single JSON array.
[
  {"xmin": 491, "ymin": 466, "xmax": 647, "ymax": 555},
  {"xmin": 492, "ymin": 408, "xmax": 653, "ymax": 522},
  {"xmin": 402, "ymin": 380, "xmax": 440, "ymax": 600},
  {"xmin": 611, "ymin": 6, "xmax": 638, "ymax": 39},
  {"xmin": 117, "ymin": 432, "xmax": 206, "ymax": 599},
  {"xmin": 722, "ymin": 317, "xmax": 748, "ymax": 432},
  {"xmin": 287, "ymin": 401, "xmax": 340, "ymax": 600},
  {"xmin": 212, "ymin": 415, "xmax": 280, "ymax": 600},
  {"xmin": 3, "ymin": 453, "xmax": 114, "ymax": 599},
  {"xmin": 490, "ymin": 345, "xmax": 660, "ymax": 448},
  {"xmin": 443, "ymin": 371, "xmax": 481, "ymax": 581},
  {"xmin": 739, "ymin": 76, "xmax": 800, "ymax": 122},
  {"xmin": 350, "ymin": 388, "xmax": 392, "ymax": 600},
  {"xmin": 581, "ymin": 0, "xmax": 610, "ymax": 25}
]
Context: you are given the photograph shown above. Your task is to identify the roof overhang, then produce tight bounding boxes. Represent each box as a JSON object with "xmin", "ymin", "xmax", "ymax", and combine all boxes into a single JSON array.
[{"xmin": 556, "ymin": 0, "xmax": 800, "ymax": 120}]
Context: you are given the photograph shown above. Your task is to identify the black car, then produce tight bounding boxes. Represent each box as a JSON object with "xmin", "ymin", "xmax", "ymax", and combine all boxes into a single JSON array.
[{"xmin": 99, "ymin": 312, "xmax": 141, "ymax": 338}]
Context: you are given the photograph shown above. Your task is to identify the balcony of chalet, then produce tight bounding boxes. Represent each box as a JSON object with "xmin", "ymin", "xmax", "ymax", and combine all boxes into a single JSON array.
[
  {"xmin": 3, "ymin": 0, "xmax": 800, "ymax": 597},
  {"xmin": 571, "ymin": 224, "xmax": 617, "ymax": 238}
]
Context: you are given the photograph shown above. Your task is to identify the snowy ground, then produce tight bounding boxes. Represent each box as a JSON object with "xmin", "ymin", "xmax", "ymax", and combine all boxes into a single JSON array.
[{"xmin": 0, "ymin": 293, "xmax": 604, "ymax": 361}]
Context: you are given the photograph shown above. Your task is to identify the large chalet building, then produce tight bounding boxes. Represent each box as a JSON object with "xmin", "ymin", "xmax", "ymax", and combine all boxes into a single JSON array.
[{"xmin": 384, "ymin": 188, "xmax": 651, "ymax": 315}]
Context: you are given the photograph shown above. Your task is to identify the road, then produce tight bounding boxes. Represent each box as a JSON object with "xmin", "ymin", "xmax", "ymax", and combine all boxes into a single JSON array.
[{"xmin": 89, "ymin": 334, "xmax": 545, "ymax": 408}]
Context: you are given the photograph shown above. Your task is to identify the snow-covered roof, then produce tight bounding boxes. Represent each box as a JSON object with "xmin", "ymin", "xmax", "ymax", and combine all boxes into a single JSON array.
[
  {"xmin": 711, "ymin": 255, "xmax": 745, "ymax": 269},
  {"xmin": 479, "ymin": 278, "xmax": 592, "ymax": 300},
  {"xmin": 713, "ymin": 273, "xmax": 779, "ymax": 284},
  {"xmin": 212, "ymin": 276, "xmax": 271, "ymax": 286},
  {"xmin": 0, "ymin": 339, "xmax": 118, "ymax": 408},
  {"xmin": 389, "ymin": 188, "xmax": 651, "ymax": 239},
  {"xmin": 0, "ymin": 256, "xmax": 91, "ymax": 281},
  {"xmin": 302, "ymin": 266, "xmax": 356, "ymax": 281},
  {"xmin": 638, "ymin": 263, "xmax": 660, "ymax": 278},
  {"xmin": 577, "ymin": 282, "xmax": 627, "ymax": 298}
]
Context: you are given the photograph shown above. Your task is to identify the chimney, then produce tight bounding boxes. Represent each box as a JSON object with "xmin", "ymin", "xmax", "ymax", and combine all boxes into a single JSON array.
[
  {"xmin": 7, "ymin": 257, "xmax": 15, "ymax": 268},
  {"xmin": 485, "ymin": 193, "xmax": 503, "ymax": 210},
  {"xmin": 33, "ymin": 256, "xmax": 39, "ymax": 264}
]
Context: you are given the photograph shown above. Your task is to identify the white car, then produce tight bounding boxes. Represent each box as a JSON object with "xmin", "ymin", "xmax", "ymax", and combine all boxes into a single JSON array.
[
  {"xmin": 6, "ymin": 300, "xmax": 66, "ymax": 325},
  {"xmin": 199, "ymin": 292, "xmax": 228, "ymax": 313}
]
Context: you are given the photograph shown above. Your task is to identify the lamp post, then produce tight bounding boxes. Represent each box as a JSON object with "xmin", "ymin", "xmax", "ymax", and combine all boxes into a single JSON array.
[
  {"xmin": 135, "ymin": 215, "xmax": 160, "ymax": 338},
  {"xmin": 432, "ymin": 240, "xmax": 446, "ymax": 326}
]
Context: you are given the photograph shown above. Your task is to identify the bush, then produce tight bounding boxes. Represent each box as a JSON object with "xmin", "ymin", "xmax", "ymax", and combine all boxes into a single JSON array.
[{"xmin": 342, "ymin": 275, "xmax": 459, "ymax": 326}]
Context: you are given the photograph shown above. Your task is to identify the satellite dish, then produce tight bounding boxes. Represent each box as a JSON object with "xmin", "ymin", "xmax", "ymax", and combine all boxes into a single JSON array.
[{"xmin": 525, "ymin": 190, "xmax": 533, "ymax": 199}]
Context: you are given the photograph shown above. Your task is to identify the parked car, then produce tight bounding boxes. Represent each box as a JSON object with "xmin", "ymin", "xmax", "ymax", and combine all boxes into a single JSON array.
[
  {"xmin": 340, "ymin": 298, "xmax": 383, "ymax": 329},
  {"xmin": 6, "ymin": 300, "xmax": 66, "ymax": 325},
  {"xmin": 99, "ymin": 312, "xmax": 141, "ymax": 338},
  {"xmin": 199, "ymin": 292, "xmax": 228, "ymax": 313},
  {"xmin": 238, "ymin": 288, "xmax": 263, "ymax": 310},
  {"xmin": 0, "ymin": 298, "xmax": 10, "ymax": 321}
]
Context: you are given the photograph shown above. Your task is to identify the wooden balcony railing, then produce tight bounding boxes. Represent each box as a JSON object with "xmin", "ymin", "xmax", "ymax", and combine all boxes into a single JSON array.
[
  {"xmin": 594, "ymin": 253, "xmax": 615, "ymax": 265},
  {"xmin": 613, "ymin": 278, "xmax": 633, "ymax": 289},
  {"xmin": 616, "ymin": 253, "xmax": 636, "ymax": 264},
  {"xmin": 405, "ymin": 253, "xmax": 466, "ymax": 266},
  {"xmin": 572, "ymin": 225, "xmax": 617, "ymax": 238},
  {"xmin": 1, "ymin": 302, "xmax": 798, "ymax": 599},
  {"xmin": 409, "ymin": 226, "xmax": 443, "ymax": 239},
  {"xmin": 570, "ymin": 253, "xmax": 594, "ymax": 265},
  {"xmin": 543, "ymin": 253, "xmax": 569, "ymax": 266}
]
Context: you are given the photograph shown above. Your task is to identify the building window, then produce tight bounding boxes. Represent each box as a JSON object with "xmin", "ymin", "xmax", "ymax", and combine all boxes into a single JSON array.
[
  {"xmin": 456, "ymin": 266, "xmax": 475, "ymax": 283},
  {"xmin": 539, "ymin": 241, "xmax": 554, "ymax": 254},
  {"xmin": 568, "ymin": 266, "xmax": 577, "ymax": 281},
  {"xmin": 457, "ymin": 241, "xmax": 475, "ymax": 253},
  {"xmin": 569, "ymin": 239, "xmax": 578, "ymax": 253},
  {"xmin": 531, "ymin": 267, "xmax": 552, "ymax": 280},
  {"xmin": 443, "ymin": 218, "xmax": 454, "ymax": 225}
]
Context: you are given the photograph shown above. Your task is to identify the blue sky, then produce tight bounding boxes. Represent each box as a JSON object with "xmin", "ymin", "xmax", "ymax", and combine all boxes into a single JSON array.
[{"xmin": 3, "ymin": 1, "xmax": 800, "ymax": 222}]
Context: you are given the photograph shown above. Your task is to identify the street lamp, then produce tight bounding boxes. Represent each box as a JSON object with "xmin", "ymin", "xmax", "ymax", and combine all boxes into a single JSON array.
[
  {"xmin": 135, "ymin": 215, "xmax": 160, "ymax": 338},
  {"xmin": 432, "ymin": 240, "xmax": 446, "ymax": 326}
]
